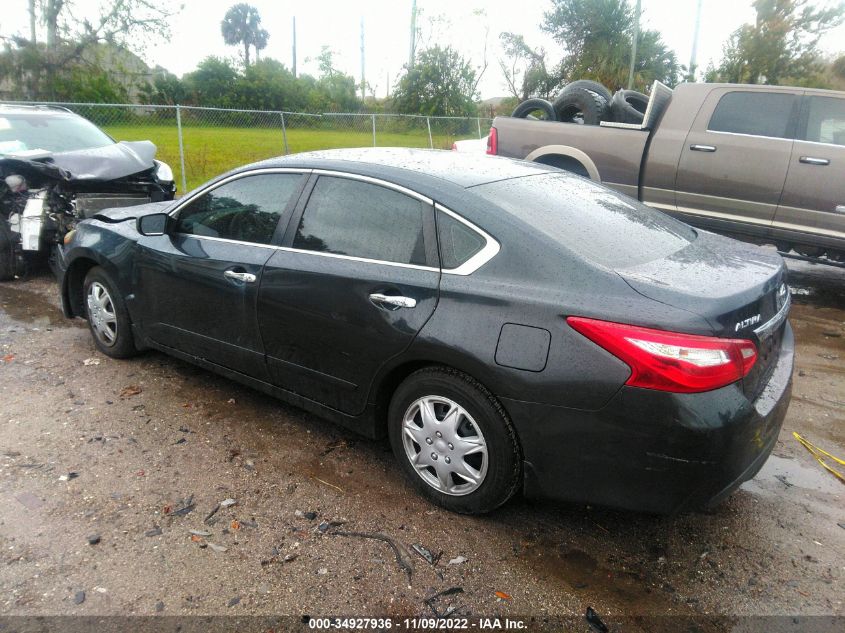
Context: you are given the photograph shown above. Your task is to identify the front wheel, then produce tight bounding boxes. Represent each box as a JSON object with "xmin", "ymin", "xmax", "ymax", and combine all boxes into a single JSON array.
[
  {"xmin": 388, "ymin": 367, "xmax": 522, "ymax": 514},
  {"xmin": 83, "ymin": 266, "xmax": 138, "ymax": 358}
]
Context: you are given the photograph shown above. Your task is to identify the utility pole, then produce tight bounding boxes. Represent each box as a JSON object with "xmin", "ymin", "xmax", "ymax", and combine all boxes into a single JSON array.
[
  {"xmin": 29, "ymin": 0, "xmax": 37, "ymax": 44},
  {"xmin": 688, "ymin": 0, "xmax": 703, "ymax": 81},
  {"xmin": 292, "ymin": 16, "xmax": 297, "ymax": 78},
  {"xmin": 360, "ymin": 17, "xmax": 366, "ymax": 101},
  {"xmin": 386, "ymin": 72, "xmax": 390, "ymax": 98},
  {"xmin": 409, "ymin": 0, "xmax": 417, "ymax": 68},
  {"xmin": 627, "ymin": 0, "xmax": 641, "ymax": 90}
]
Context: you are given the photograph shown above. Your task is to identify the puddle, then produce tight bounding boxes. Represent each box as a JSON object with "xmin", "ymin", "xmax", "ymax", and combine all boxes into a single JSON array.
[
  {"xmin": 0, "ymin": 283, "xmax": 68, "ymax": 327},
  {"xmin": 742, "ymin": 454, "xmax": 844, "ymax": 497}
]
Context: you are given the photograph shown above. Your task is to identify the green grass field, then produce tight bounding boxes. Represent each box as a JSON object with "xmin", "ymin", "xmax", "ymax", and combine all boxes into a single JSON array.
[{"xmin": 104, "ymin": 124, "xmax": 480, "ymax": 192}]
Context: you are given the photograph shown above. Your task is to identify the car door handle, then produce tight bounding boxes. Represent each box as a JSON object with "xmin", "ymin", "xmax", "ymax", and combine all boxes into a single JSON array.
[
  {"xmin": 799, "ymin": 156, "xmax": 830, "ymax": 166},
  {"xmin": 369, "ymin": 293, "xmax": 417, "ymax": 309},
  {"xmin": 690, "ymin": 144, "xmax": 717, "ymax": 152},
  {"xmin": 224, "ymin": 270, "xmax": 257, "ymax": 283}
]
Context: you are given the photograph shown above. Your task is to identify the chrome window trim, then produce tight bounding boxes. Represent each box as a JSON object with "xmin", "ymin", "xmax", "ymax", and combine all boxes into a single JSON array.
[
  {"xmin": 434, "ymin": 203, "xmax": 500, "ymax": 276},
  {"xmin": 167, "ymin": 167, "xmax": 312, "ymax": 219},
  {"xmin": 705, "ymin": 130, "xmax": 795, "ymax": 142},
  {"xmin": 753, "ymin": 292, "xmax": 791, "ymax": 340},
  {"xmin": 165, "ymin": 166, "xmax": 500, "ymax": 275}
]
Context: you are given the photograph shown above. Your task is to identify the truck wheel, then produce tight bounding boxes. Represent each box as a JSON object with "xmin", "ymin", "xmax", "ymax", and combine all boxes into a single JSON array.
[
  {"xmin": 0, "ymin": 219, "xmax": 16, "ymax": 282},
  {"xmin": 388, "ymin": 367, "xmax": 522, "ymax": 514},
  {"xmin": 511, "ymin": 98, "xmax": 556, "ymax": 120},
  {"xmin": 558, "ymin": 80, "xmax": 613, "ymax": 104},
  {"xmin": 554, "ymin": 88, "xmax": 610, "ymax": 125},
  {"xmin": 610, "ymin": 90, "xmax": 646, "ymax": 124}
]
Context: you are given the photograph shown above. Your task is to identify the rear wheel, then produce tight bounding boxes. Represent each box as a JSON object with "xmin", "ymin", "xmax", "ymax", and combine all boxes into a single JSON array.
[
  {"xmin": 388, "ymin": 367, "xmax": 521, "ymax": 514},
  {"xmin": 83, "ymin": 266, "xmax": 138, "ymax": 358}
]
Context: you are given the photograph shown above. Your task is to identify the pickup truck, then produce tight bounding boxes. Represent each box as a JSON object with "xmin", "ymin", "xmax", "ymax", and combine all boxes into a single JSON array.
[{"xmin": 489, "ymin": 82, "xmax": 845, "ymax": 263}]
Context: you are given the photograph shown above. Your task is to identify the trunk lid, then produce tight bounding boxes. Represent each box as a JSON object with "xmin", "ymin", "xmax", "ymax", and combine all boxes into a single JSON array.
[{"xmin": 618, "ymin": 231, "xmax": 789, "ymax": 398}]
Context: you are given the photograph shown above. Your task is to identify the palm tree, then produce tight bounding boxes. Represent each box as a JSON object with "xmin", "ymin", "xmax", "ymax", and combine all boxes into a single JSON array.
[{"xmin": 221, "ymin": 3, "xmax": 269, "ymax": 66}]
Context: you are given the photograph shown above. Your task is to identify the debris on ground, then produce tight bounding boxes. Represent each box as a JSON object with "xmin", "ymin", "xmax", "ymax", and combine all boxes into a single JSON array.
[
  {"xmin": 189, "ymin": 530, "xmax": 211, "ymax": 537},
  {"xmin": 73, "ymin": 591, "xmax": 85, "ymax": 605},
  {"xmin": 775, "ymin": 474, "xmax": 794, "ymax": 488},
  {"xmin": 320, "ymin": 439, "xmax": 351, "ymax": 456},
  {"xmin": 793, "ymin": 432, "xmax": 845, "ymax": 482},
  {"xmin": 87, "ymin": 534, "xmax": 101, "ymax": 545},
  {"xmin": 2, "ymin": 354, "xmax": 15, "ymax": 363},
  {"xmin": 59, "ymin": 472, "xmax": 79, "ymax": 481},
  {"xmin": 317, "ymin": 567, "xmax": 328, "ymax": 575},
  {"xmin": 119, "ymin": 385, "xmax": 142, "ymax": 398},
  {"xmin": 494, "ymin": 591, "xmax": 511, "ymax": 600},
  {"xmin": 585, "ymin": 606, "xmax": 609, "ymax": 633},
  {"xmin": 155, "ymin": 601, "xmax": 164, "ymax": 612},
  {"xmin": 411, "ymin": 543, "xmax": 442, "ymax": 566},
  {"xmin": 145, "ymin": 527, "xmax": 162, "ymax": 537},
  {"xmin": 82, "ymin": 358, "xmax": 100, "ymax": 366},
  {"xmin": 165, "ymin": 495, "xmax": 196, "ymax": 517},
  {"xmin": 227, "ymin": 596, "xmax": 240, "ymax": 607},
  {"xmin": 424, "ymin": 587, "xmax": 464, "ymax": 617},
  {"xmin": 331, "ymin": 530, "xmax": 413, "ymax": 583},
  {"xmin": 219, "ymin": 498, "xmax": 237, "ymax": 508},
  {"xmin": 204, "ymin": 505, "xmax": 220, "ymax": 523},
  {"xmin": 448, "ymin": 556, "xmax": 467, "ymax": 565},
  {"xmin": 207, "ymin": 542, "xmax": 228, "ymax": 553}
]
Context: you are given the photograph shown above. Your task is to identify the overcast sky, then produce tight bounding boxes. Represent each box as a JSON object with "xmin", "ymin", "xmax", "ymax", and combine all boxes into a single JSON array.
[{"xmin": 5, "ymin": 0, "xmax": 845, "ymax": 99}]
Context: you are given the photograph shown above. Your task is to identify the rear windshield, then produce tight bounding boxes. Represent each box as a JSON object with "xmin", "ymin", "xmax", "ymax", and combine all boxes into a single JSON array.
[
  {"xmin": 0, "ymin": 113, "xmax": 114, "ymax": 155},
  {"xmin": 471, "ymin": 173, "xmax": 694, "ymax": 269}
]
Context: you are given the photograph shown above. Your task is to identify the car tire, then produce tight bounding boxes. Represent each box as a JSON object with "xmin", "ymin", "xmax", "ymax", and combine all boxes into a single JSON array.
[
  {"xmin": 388, "ymin": 366, "xmax": 522, "ymax": 514},
  {"xmin": 83, "ymin": 266, "xmax": 138, "ymax": 358},
  {"xmin": 554, "ymin": 88, "xmax": 610, "ymax": 125},
  {"xmin": 610, "ymin": 90, "xmax": 646, "ymax": 124},
  {"xmin": 0, "ymin": 219, "xmax": 15, "ymax": 282},
  {"xmin": 511, "ymin": 98, "xmax": 556, "ymax": 120},
  {"xmin": 557, "ymin": 79, "xmax": 613, "ymax": 104}
]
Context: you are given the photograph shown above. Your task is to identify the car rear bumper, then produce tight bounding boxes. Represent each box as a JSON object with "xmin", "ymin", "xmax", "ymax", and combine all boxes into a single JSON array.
[{"xmin": 503, "ymin": 322, "xmax": 794, "ymax": 514}]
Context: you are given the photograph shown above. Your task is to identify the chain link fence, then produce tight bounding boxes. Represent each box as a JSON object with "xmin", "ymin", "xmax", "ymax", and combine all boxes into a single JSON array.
[{"xmin": 2, "ymin": 102, "xmax": 491, "ymax": 192}]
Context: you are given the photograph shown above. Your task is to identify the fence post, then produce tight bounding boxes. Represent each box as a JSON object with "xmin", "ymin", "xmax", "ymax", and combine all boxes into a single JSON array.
[
  {"xmin": 371, "ymin": 114, "xmax": 377, "ymax": 147},
  {"xmin": 476, "ymin": 117, "xmax": 482, "ymax": 138},
  {"xmin": 175, "ymin": 105, "xmax": 188, "ymax": 194},
  {"xmin": 426, "ymin": 116, "xmax": 433, "ymax": 149},
  {"xmin": 280, "ymin": 112, "xmax": 289, "ymax": 154}
]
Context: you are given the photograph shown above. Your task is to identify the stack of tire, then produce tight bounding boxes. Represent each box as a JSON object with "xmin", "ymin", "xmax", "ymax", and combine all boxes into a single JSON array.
[{"xmin": 511, "ymin": 80, "xmax": 649, "ymax": 126}]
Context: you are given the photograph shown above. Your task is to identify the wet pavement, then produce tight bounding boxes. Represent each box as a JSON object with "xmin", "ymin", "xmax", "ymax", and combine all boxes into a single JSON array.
[{"xmin": 0, "ymin": 259, "xmax": 842, "ymax": 631}]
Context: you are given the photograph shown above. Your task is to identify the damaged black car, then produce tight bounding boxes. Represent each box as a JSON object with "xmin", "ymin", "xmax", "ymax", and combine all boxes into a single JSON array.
[{"xmin": 0, "ymin": 104, "xmax": 176, "ymax": 280}]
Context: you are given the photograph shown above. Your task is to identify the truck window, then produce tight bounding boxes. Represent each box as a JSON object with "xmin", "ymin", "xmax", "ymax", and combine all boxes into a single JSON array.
[
  {"xmin": 803, "ymin": 96, "xmax": 845, "ymax": 146},
  {"xmin": 707, "ymin": 92, "xmax": 797, "ymax": 140}
]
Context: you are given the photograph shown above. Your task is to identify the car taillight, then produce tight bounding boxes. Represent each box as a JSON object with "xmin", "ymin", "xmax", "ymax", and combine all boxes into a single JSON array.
[
  {"xmin": 567, "ymin": 317, "xmax": 757, "ymax": 393},
  {"xmin": 486, "ymin": 127, "xmax": 497, "ymax": 155}
]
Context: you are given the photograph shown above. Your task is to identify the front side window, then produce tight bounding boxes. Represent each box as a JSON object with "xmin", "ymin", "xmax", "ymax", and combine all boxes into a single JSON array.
[
  {"xmin": 708, "ymin": 92, "xmax": 797, "ymax": 139},
  {"xmin": 175, "ymin": 173, "xmax": 302, "ymax": 245},
  {"xmin": 804, "ymin": 96, "xmax": 845, "ymax": 146},
  {"xmin": 293, "ymin": 176, "xmax": 427, "ymax": 265}
]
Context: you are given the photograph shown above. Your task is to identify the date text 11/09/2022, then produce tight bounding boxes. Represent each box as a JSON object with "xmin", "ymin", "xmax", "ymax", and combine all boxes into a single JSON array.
[{"xmin": 307, "ymin": 617, "xmax": 528, "ymax": 629}]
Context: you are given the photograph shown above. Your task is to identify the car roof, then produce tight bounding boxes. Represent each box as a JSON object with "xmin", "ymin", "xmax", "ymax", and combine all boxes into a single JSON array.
[
  {"xmin": 0, "ymin": 104, "xmax": 78, "ymax": 116},
  {"xmin": 246, "ymin": 147, "xmax": 557, "ymax": 189}
]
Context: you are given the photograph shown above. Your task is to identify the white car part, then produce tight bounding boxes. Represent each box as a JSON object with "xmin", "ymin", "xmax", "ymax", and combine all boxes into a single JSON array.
[
  {"xmin": 154, "ymin": 160, "xmax": 174, "ymax": 183},
  {"xmin": 20, "ymin": 191, "xmax": 46, "ymax": 251}
]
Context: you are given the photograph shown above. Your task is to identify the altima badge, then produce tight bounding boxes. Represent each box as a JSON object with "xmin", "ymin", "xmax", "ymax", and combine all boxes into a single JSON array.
[{"xmin": 735, "ymin": 314, "xmax": 761, "ymax": 331}]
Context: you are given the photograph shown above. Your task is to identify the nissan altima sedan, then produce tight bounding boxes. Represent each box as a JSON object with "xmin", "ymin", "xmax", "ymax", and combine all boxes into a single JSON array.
[{"xmin": 56, "ymin": 148, "xmax": 793, "ymax": 514}]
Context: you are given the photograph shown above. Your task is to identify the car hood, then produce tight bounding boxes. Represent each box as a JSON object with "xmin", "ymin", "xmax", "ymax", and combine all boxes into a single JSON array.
[
  {"xmin": 50, "ymin": 141, "xmax": 158, "ymax": 181},
  {"xmin": 93, "ymin": 200, "xmax": 174, "ymax": 222}
]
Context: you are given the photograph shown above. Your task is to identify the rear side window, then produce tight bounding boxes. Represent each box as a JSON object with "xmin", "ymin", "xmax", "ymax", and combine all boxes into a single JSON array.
[
  {"xmin": 437, "ymin": 210, "xmax": 485, "ymax": 270},
  {"xmin": 804, "ymin": 96, "xmax": 845, "ymax": 146},
  {"xmin": 471, "ymin": 173, "xmax": 694, "ymax": 269},
  {"xmin": 175, "ymin": 173, "xmax": 301, "ymax": 245},
  {"xmin": 708, "ymin": 92, "xmax": 797, "ymax": 139},
  {"xmin": 293, "ymin": 176, "xmax": 427, "ymax": 265}
]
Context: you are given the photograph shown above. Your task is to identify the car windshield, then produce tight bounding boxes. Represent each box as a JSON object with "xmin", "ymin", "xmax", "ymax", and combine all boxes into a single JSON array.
[
  {"xmin": 0, "ymin": 112, "xmax": 114, "ymax": 155},
  {"xmin": 471, "ymin": 172, "xmax": 695, "ymax": 268}
]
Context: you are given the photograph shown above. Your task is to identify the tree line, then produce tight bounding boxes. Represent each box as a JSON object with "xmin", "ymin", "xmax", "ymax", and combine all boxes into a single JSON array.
[{"xmin": 1, "ymin": 0, "xmax": 844, "ymax": 118}]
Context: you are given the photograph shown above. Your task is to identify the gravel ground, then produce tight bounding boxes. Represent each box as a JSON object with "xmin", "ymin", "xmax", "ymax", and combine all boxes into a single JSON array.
[{"xmin": 0, "ymin": 259, "xmax": 842, "ymax": 632}]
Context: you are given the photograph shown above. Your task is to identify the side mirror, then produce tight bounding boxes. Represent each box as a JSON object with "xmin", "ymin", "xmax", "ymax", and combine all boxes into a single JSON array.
[{"xmin": 137, "ymin": 213, "xmax": 170, "ymax": 236}]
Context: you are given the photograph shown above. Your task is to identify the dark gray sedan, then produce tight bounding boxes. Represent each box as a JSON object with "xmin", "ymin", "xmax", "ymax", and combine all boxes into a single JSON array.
[{"xmin": 56, "ymin": 148, "xmax": 793, "ymax": 514}]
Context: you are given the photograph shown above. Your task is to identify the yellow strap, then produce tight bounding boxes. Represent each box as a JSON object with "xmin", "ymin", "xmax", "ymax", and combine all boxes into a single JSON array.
[{"xmin": 793, "ymin": 432, "xmax": 845, "ymax": 483}]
